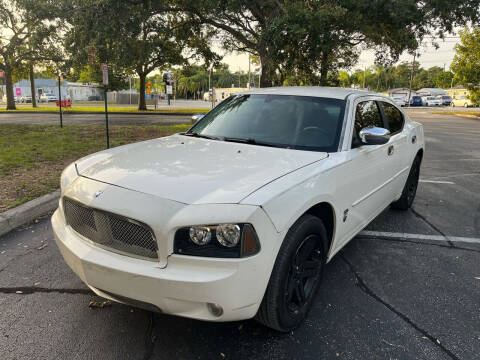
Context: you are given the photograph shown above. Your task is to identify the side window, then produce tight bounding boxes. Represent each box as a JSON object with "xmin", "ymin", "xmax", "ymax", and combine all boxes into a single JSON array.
[
  {"xmin": 382, "ymin": 102, "xmax": 404, "ymax": 134},
  {"xmin": 352, "ymin": 100, "xmax": 383, "ymax": 147}
]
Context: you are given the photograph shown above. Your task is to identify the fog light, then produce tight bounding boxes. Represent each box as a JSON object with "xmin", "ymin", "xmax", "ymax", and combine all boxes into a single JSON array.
[
  {"xmin": 189, "ymin": 226, "xmax": 211, "ymax": 245},
  {"xmin": 216, "ymin": 224, "xmax": 241, "ymax": 247},
  {"xmin": 207, "ymin": 302, "xmax": 223, "ymax": 317}
]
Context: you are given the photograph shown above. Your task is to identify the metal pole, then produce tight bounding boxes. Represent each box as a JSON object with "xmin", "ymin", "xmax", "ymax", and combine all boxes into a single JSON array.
[
  {"xmin": 129, "ymin": 77, "xmax": 131, "ymax": 105},
  {"xmin": 58, "ymin": 74, "xmax": 63, "ymax": 128},
  {"xmin": 104, "ymin": 86, "xmax": 109, "ymax": 149},
  {"xmin": 248, "ymin": 55, "xmax": 251, "ymax": 87},
  {"xmin": 408, "ymin": 53, "xmax": 416, "ymax": 107}
]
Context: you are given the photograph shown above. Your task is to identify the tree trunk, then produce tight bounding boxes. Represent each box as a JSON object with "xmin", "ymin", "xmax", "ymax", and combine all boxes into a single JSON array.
[
  {"xmin": 138, "ymin": 73, "xmax": 147, "ymax": 110},
  {"xmin": 5, "ymin": 65, "xmax": 16, "ymax": 110},
  {"xmin": 319, "ymin": 51, "xmax": 330, "ymax": 86},
  {"xmin": 259, "ymin": 55, "xmax": 274, "ymax": 88},
  {"xmin": 29, "ymin": 62, "xmax": 37, "ymax": 108}
]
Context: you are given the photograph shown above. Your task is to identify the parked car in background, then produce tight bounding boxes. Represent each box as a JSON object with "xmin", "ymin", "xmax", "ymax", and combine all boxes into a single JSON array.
[
  {"xmin": 391, "ymin": 96, "xmax": 407, "ymax": 107},
  {"xmin": 422, "ymin": 96, "xmax": 442, "ymax": 106},
  {"xmin": 53, "ymin": 87, "xmax": 424, "ymax": 332},
  {"xmin": 2, "ymin": 95, "xmax": 19, "ymax": 103},
  {"xmin": 437, "ymin": 95, "xmax": 452, "ymax": 106},
  {"xmin": 409, "ymin": 96, "xmax": 423, "ymax": 106},
  {"xmin": 39, "ymin": 93, "xmax": 59, "ymax": 103},
  {"xmin": 19, "ymin": 95, "xmax": 39, "ymax": 103},
  {"xmin": 451, "ymin": 96, "xmax": 476, "ymax": 108}
]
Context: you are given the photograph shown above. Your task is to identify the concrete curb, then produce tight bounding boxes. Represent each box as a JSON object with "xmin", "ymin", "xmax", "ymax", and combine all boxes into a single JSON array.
[{"xmin": 0, "ymin": 190, "xmax": 60, "ymax": 237}]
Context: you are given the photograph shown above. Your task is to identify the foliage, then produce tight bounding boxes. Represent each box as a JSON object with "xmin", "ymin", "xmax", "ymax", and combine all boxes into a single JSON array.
[
  {"xmin": 0, "ymin": 0, "xmax": 63, "ymax": 109},
  {"xmin": 451, "ymin": 28, "xmax": 480, "ymax": 104},
  {"xmin": 173, "ymin": 0, "xmax": 480, "ymax": 87}
]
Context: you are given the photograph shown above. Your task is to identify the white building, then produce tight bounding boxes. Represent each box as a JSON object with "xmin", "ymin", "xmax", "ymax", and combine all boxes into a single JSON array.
[
  {"xmin": 12, "ymin": 79, "xmax": 103, "ymax": 101},
  {"xmin": 416, "ymin": 88, "xmax": 447, "ymax": 96}
]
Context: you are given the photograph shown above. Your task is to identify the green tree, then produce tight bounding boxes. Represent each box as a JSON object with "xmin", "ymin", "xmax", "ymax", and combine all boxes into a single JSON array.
[
  {"xmin": 451, "ymin": 27, "xmax": 480, "ymax": 104},
  {"xmin": 65, "ymin": 0, "xmax": 216, "ymax": 110},
  {"xmin": 173, "ymin": 0, "xmax": 480, "ymax": 87},
  {"xmin": 0, "ymin": 0, "xmax": 61, "ymax": 109}
]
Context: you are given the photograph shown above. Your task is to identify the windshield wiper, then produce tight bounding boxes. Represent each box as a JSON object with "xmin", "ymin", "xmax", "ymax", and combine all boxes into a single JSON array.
[
  {"xmin": 223, "ymin": 137, "xmax": 286, "ymax": 148},
  {"xmin": 183, "ymin": 132, "xmax": 224, "ymax": 141}
]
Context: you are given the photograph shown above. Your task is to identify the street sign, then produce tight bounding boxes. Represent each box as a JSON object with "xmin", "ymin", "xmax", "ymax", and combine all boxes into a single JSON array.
[
  {"xmin": 146, "ymin": 81, "xmax": 152, "ymax": 94},
  {"xmin": 101, "ymin": 63, "xmax": 108, "ymax": 85},
  {"xmin": 166, "ymin": 85, "xmax": 173, "ymax": 95},
  {"xmin": 15, "ymin": 88, "xmax": 21, "ymax": 96}
]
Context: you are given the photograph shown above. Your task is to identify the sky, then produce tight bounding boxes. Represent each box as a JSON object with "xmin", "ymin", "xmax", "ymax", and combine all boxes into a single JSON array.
[{"xmin": 221, "ymin": 37, "xmax": 460, "ymax": 74}]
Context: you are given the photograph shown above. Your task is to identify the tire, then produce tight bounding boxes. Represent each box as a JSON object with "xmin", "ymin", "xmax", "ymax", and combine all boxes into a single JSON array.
[
  {"xmin": 392, "ymin": 155, "xmax": 421, "ymax": 210},
  {"xmin": 464, "ymin": 103, "xmax": 468, "ymax": 108},
  {"xmin": 255, "ymin": 214, "xmax": 327, "ymax": 332}
]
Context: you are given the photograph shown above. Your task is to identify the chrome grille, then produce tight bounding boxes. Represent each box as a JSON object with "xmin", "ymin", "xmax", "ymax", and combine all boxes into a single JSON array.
[{"xmin": 63, "ymin": 198, "xmax": 158, "ymax": 260}]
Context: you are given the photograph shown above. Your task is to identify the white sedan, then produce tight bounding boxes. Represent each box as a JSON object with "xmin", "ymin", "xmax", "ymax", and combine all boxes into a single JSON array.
[{"xmin": 52, "ymin": 87, "xmax": 424, "ymax": 331}]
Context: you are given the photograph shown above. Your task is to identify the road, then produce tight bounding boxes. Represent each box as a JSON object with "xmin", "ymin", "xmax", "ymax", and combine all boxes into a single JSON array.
[
  {"xmin": 1, "ymin": 110, "xmax": 479, "ymax": 360},
  {"xmin": 0, "ymin": 112, "xmax": 192, "ymax": 126}
]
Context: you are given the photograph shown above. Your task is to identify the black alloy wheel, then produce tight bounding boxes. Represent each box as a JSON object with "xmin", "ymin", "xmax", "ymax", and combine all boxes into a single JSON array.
[
  {"xmin": 284, "ymin": 235, "xmax": 323, "ymax": 314},
  {"xmin": 392, "ymin": 155, "xmax": 421, "ymax": 210},
  {"xmin": 255, "ymin": 214, "xmax": 327, "ymax": 332}
]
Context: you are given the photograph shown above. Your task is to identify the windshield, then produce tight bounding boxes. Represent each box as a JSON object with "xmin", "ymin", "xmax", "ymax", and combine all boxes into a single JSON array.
[{"xmin": 187, "ymin": 94, "xmax": 346, "ymax": 152}]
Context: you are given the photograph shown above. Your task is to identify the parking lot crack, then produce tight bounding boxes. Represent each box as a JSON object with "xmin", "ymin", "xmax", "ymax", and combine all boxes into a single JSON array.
[
  {"xmin": 340, "ymin": 254, "xmax": 460, "ymax": 360},
  {"xmin": 411, "ymin": 208, "xmax": 456, "ymax": 247},
  {"xmin": 0, "ymin": 286, "xmax": 92, "ymax": 295},
  {"xmin": 142, "ymin": 312, "xmax": 156, "ymax": 360}
]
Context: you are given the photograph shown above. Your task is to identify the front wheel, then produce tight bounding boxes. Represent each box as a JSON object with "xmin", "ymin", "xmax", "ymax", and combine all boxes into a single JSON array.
[
  {"xmin": 255, "ymin": 214, "xmax": 327, "ymax": 332},
  {"xmin": 392, "ymin": 155, "xmax": 421, "ymax": 210}
]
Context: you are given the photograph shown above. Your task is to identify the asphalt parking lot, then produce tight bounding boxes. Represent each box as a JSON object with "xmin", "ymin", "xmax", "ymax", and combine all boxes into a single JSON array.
[{"xmin": 0, "ymin": 109, "xmax": 479, "ymax": 360}]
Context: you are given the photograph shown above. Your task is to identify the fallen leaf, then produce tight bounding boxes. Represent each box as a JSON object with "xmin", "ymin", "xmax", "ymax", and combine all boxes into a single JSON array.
[
  {"xmin": 88, "ymin": 300, "xmax": 113, "ymax": 309},
  {"xmin": 238, "ymin": 324, "xmax": 243, "ymax": 331},
  {"xmin": 37, "ymin": 243, "xmax": 48, "ymax": 250},
  {"xmin": 220, "ymin": 353, "xmax": 225, "ymax": 358},
  {"xmin": 475, "ymin": 277, "xmax": 480, "ymax": 280},
  {"xmin": 34, "ymin": 282, "xmax": 41, "ymax": 286},
  {"xmin": 436, "ymin": 339, "xmax": 441, "ymax": 344},
  {"xmin": 15, "ymin": 291, "xmax": 23, "ymax": 294}
]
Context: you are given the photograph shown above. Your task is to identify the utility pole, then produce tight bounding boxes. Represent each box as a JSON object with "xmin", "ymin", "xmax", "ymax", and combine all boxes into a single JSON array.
[
  {"xmin": 363, "ymin": 66, "xmax": 366, "ymax": 89},
  {"xmin": 408, "ymin": 53, "xmax": 417, "ymax": 107},
  {"xmin": 248, "ymin": 55, "xmax": 251, "ymax": 87},
  {"xmin": 101, "ymin": 63, "xmax": 110, "ymax": 149},
  {"xmin": 58, "ymin": 73, "xmax": 63, "ymax": 128}
]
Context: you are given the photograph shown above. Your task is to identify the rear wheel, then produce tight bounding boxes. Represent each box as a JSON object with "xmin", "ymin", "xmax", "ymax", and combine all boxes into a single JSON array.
[
  {"xmin": 255, "ymin": 214, "xmax": 327, "ymax": 332},
  {"xmin": 392, "ymin": 155, "xmax": 421, "ymax": 210}
]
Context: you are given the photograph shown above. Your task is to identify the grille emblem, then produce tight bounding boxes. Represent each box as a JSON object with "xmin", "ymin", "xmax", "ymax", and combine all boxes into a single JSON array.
[{"xmin": 94, "ymin": 190, "xmax": 104, "ymax": 198}]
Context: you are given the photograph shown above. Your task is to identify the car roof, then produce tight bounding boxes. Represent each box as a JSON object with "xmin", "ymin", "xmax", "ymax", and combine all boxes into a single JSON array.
[{"xmin": 236, "ymin": 86, "xmax": 379, "ymax": 100}]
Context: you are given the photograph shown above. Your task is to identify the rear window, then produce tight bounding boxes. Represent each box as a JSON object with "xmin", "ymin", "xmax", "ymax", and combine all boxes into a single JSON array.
[{"xmin": 381, "ymin": 102, "xmax": 404, "ymax": 134}]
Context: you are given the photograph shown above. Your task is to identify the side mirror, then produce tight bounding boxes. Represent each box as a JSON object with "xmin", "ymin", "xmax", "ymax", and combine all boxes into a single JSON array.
[
  {"xmin": 191, "ymin": 114, "xmax": 204, "ymax": 124},
  {"xmin": 359, "ymin": 127, "xmax": 390, "ymax": 145}
]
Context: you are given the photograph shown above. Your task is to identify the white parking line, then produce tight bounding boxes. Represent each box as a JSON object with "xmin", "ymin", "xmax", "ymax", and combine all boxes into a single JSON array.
[
  {"xmin": 358, "ymin": 230, "xmax": 480, "ymax": 245},
  {"xmin": 419, "ymin": 179, "xmax": 455, "ymax": 184}
]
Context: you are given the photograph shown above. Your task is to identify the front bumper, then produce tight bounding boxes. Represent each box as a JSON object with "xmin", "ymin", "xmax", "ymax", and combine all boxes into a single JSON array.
[{"xmin": 52, "ymin": 197, "xmax": 281, "ymax": 322}]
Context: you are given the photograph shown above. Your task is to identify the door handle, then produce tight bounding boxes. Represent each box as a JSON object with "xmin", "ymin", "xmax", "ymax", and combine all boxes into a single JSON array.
[{"xmin": 388, "ymin": 145, "xmax": 394, "ymax": 156}]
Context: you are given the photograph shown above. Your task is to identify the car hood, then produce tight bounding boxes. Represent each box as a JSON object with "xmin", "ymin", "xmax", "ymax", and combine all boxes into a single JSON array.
[{"xmin": 76, "ymin": 134, "xmax": 328, "ymax": 204}]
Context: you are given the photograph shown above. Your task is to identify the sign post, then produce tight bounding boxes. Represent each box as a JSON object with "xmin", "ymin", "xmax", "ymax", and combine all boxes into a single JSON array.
[
  {"xmin": 102, "ymin": 63, "xmax": 110, "ymax": 149},
  {"xmin": 58, "ymin": 75, "xmax": 63, "ymax": 128}
]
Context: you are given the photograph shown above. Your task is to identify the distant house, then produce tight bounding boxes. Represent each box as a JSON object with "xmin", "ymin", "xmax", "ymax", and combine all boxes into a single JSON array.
[
  {"xmin": 383, "ymin": 88, "xmax": 418, "ymax": 98},
  {"xmin": 416, "ymin": 88, "xmax": 447, "ymax": 97},
  {"xmin": 12, "ymin": 79, "xmax": 103, "ymax": 101},
  {"xmin": 446, "ymin": 85, "xmax": 471, "ymax": 99}
]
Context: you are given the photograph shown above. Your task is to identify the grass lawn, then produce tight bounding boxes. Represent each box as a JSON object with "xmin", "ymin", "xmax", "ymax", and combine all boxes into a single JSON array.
[
  {"xmin": 0, "ymin": 123, "xmax": 190, "ymax": 212},
  {"xmin": 433, "ymin": 111, "xmax": 480, "ymax": 117},
  {"xmin": 0, "ymin": 106, "xmax": 209, "ymax": 114}
]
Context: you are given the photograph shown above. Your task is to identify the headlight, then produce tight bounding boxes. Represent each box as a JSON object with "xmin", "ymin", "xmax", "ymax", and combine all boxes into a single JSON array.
[{"xmin": 174, "ymin": 224, "xmax": 260, "ymax": 258}]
